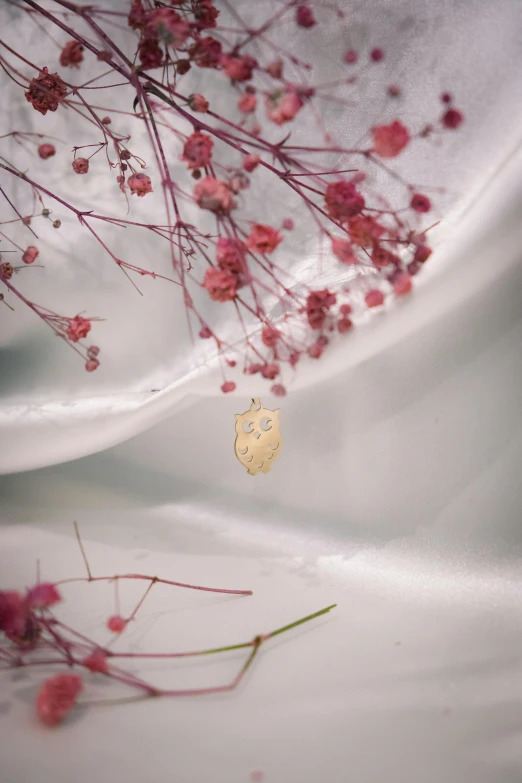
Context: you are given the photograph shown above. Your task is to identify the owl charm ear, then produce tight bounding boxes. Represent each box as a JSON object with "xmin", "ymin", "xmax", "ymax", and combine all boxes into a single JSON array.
[{"xmin": 234, "ymin": 398, "xmax": 282, "ymax": 475}]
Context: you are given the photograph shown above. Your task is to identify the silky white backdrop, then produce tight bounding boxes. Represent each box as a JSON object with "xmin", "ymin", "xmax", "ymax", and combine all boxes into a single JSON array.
[{"xmin": 2, "ymin": 3, "xmax": 522, "ymax": 783}]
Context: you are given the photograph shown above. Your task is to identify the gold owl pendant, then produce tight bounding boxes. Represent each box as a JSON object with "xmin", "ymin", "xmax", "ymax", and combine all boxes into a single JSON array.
[{"xmin": 234, "ymin": 398, "xmax": 282, "ymax": 475}]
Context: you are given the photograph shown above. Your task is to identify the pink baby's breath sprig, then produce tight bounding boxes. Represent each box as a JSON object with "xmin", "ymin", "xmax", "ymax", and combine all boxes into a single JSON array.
[
  {"xmin": 0, "ymin": 523, "xmax": 336, "ymax": 728},
  {"xmin": 0, "ymin": 0, "xmax": 464, "ymax": 391}
]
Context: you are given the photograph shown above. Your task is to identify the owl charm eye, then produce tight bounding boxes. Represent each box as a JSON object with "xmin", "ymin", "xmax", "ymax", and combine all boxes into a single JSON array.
[{"xmin": 234, "ymin": 398, "xmax": 282, "ymax": 475}]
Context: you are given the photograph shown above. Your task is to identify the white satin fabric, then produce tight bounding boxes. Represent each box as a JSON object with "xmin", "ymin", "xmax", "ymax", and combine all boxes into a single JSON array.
[{"xmin": 2, "ymin": 2, "xmax": 522, "ymax": 781}]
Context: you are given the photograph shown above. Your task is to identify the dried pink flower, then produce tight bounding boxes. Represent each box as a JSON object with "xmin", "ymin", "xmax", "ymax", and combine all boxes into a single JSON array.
[
  {"xmin": 410, "ymin": 193, "xmax": 431, "ymax": 213},
  {"xmin": 309, "ymin": 335, "xmax": 329, "ymax": 358},
  {"xmin": 194, "ymin": 176, "xmax": 234, "ymax": 213},
  {"xmin": 36, "ymin": 674, "xmax": 83, "ymax": 727},
  {"xmin": 59, "ymin": 40, "xmax": 84, "ymax": 68},
  {"xmin": 26, "ymin": 583, "xmax": 61, "ymax": 609},
  {"xmin": 306, "ymin": 289, "xmax": 336, "ymax": 329},
  {"xmin": 221, "ymin": 380, "xmax": 236, "ymax": 393},
  {"xmin": 238, "ymin": 93, "xmax": 257, "ymax": 113},
  {"xmin": 247, "ymin": 223, "xmax": 282, "ymax": 254},
  {"xmin": 216, "ymin": 237, "xmax": 247, "ymax": 275},
  {"xmin": 0, "ymin": 262, "xmax": 13, "ymax": 280},
  {"xmin": 146, "ymin": 9, "xmax": 190, "ymax": 48},
  {"xmin": 182, "ymin": 132, "xmax": 214, "ymax": 170},
  {"xmin": 194, "ymin": 0, "xmax": 219, "ymax": 31},
  {"xmin": 390, "ymin": 269, "xmax": 413, "ymax": 296},
  {"xmin": 347, "ymin": 214, "xmax": 384, "ymax": 246},
  {"xmin": 139, "ymin": 35, "xmax": 163, "ymax": 68},
  {"xmin": 188, "ymin": 93, "xmax": 209, "ymax": 112},
  {"xmin": 72, "ymin": 157, "xmax": 89, "ymax": 174},
  {"xmin": 365, "ymin": 289, "xmax": 385, "ymax": 308},
  {"xmin": 66, "ymin": 315, "xmax": 91, "ymax": 342},
  {"xmin": 22, "ymin": 246, "xmax": 39, "ymax": 264},
  {"xmin": 25, "ymin": 67, "xmax": 67, "ymax": 115},
  {"xmin": 243, "ymin": 154, "xmax": 260, "ymax": 172},
  {"xmin": 85, "ymin": 358, "xmax": 100, "ymax": 372},
  {"xmin": 190, "ymin": 36, "xmax": 222, "ymax": 68},
  {"xmin": 331, "ymin": 237, "xmax": 356, "ymax": 264},
  {"xmin": 338, "ymin": 317, "xmax": 353, "ymax": 333},
  {"xmin": 282, "ymin": 218, "xmax": 294, "ymax": 230},
  {"xmin": 296, "ymin": 5, "xmax": 316, "ymax": 28},
  {"xmin": 271, "ymin": 384, "xmax": 286, "ymax": 397},
  {"xmin": 325, "ymin": 181, "xmax": 365, "ymax": 222},
  {"xmin": 38, "ymin": 143, "xmax": 56, "ymax": 160},
  {"xmin": 372, "ymin": 120, "xmax": 410, "ymax": 158},
  {"xmin": 203, "ymin": 266, "xmax": 237, "ymax": 302},
  {"xmin": 266, "ymin": 59, "xmax": 283, "ymax": 78},
  {"xmin": 83, "ymin": 649, "xmax": 108, "ymax": 673},
  {"xmin": 442, "ymin": 107, "xmax": 463, "ymax": 129},
  {"xmin": 221, "ymin": 54, "xmax": 256, "ymax": 82},
  {"xmin": 261, "ymin": 362, "xmax": 279, "ymax": 380},
  {"xmin": 414, "ymin": 245, "xmax": 432, "ymax": 264},
  {"xmin": 128, "ymin": 0, "xmax": 146, "ymax": 30},
  {"xmin": 262, "ymin": 325, "xmax": 280, "ymax": 347},
  {"xmin": 0, "ymin": 591, "xmax": 27, "ymax": 637},
  {"xmin": 128, "ymin": 172, "xmax": 153, "ymax": 197},
  {"xmin": 265, "ymin": 89, "xmax": 303, "ymax": 125}
]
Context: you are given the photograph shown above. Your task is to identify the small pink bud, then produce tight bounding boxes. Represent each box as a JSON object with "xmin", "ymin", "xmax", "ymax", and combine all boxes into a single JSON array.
[
  {"xmin": 282, "ymin": 218, "xmax": 294, "ymax": 230},
  {"xmin": 22, "ymin": 246, "xmax": 39, "ymax": 264},
  {"xmin": 343, "ymin": 49, "xmax": 358, "ymax": 64},
  {"xmin": 221, "ymin": 381, "xmax": 236, "ymax": 393},
  {"xmin": 365, "ymin": 289, "xmax": 385, "ymax": 308},
  {"xmin": 188, "ymin": 93, "xmax": 209, "ymax": 113},
  {"xmin": 442, "ymin": 107, "xmax": 463, "ymax": 129},
  {"xmin": 85, "ymin": 358, "xmax": 99, "ymax": 372},
  {"xmin": 107, "ymin": 615, "xmax": 127, "ymax": 633},
  {"xmin": 410, "ymin": 193, "xmax": 431, "ymax": 213},
  {"xmin": 271, "ymin": 384, "xmax": 286, "ymax": 397},
  {"xmin": 338, "ymin": 317, "xmax": 353, "ymax": 333},
  {"xmin": 243, "ymin": 154, "xmax": 260, "ymax": 172}
]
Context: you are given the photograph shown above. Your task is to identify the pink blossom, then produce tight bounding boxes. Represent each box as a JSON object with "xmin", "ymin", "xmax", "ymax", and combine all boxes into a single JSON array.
[
  {"xmin": 199, "ymin": 326, "xmax": 212, "ymax": 339},
  {"xmin": 85, "ymin": 359, "xmax": 99, "ymax": 372},
  {"xmin": 0, "ymin": 262, "xmax": 13, "ymax": 280},
  {"xmin": 344, "ymin": 49, "xmax": 358, "ymax": 64},
  {"xmin": 325, "ymin": 181, "xmax": 365, "ymax": 222},
  {"xmin": 338, "ymin": 317, "xmax": 353, "ymax": 333},
  {"xmin": 331, "ymin": 237, "xmax": 356, "ymax": 264},
  {"xmin": 87, "ymin": 345, "xmax": 99, "ymax": 359},
  {"xmin": 128, "ymin": 0, "xmax": 146, "ymax": 30},
  {"xmin": 59, "ymin": 40, "xmax": 84, "ymax": 68},
  {"xmin": 203, "ymin": 267, "xmax": 237, "ymax": 302},
  {"xmin": 182, "ymin": 132, "xmax": 214, "ymax": 170},
  {"xmin": 25, "ymin": 67, "xmax": 67, "ymax": 115},
  {"xmin": 38, "ymin": 143, "xmax": 56, "ymax": 160},
  {"xmin": 194, "ymin": 176, "xmax": 234, "ymax": 213},
  {"xmin": 296, "ymin": 5, "xmax": 316, "ymax": 28},
  {"xmin": 442, "ymin": 108, "xmax": 463, "ymax": 129},
  {"xmin": 238, "ymin": 93, "xmax": 257, "ymax": 113},
  {"xmin": 410, "ymin": 193, "xmax": 431, "ymax": 213},
  {"xmin": 36, "ymin": 674, "xmax": 83, "ymax": 727},
  {"xmin": 22, "ymin": 246, "xmax": 39, "ymax": 264},
  {"xmin": 221, "ymin": 380, "xmax": 236, "ymax": 393},
  {"xmin": 83, "ymin": 650, "xmax": 108, "ymax": 673},
  {"xmin": 146, "ymin": 9, "xmax": 190, "ymax": 48},
  {"xmin": 282, "ymin": 218, "xmax": 294, "ymax": 230},
  {"xmin": 261, "ymin": 363, "xmax": 279, "ymax": 380},
  {"xmin": 414, "ymin": 245, "xmax": 432, "ymax": 264},
  {"xmin": 221, "ymin": 54, "xmax": 256, "ymax": 82},
  {"xmin": 371, "ymin": 244, "xmax": 399, "ymax": 270},
  {"xmin": 188, "ymin": 93, "xmax": 209, "ymax": 112},
  {"xmin": 266, "ymin": 60, "xmax": 283, "ymax": 79},
  {"xmin": 0, "ymin": 591, "xmax": 27, "ymax": 637},
  {"xmin": 306, "ymin": 289, "xmax": 336, "ymax": 329},
  {"xmin": 243, "ymin": 154, "xmax": 260, "ymax": 172},
  {"xmin": 128, "ymin": 172, "xmax": 153, "ymax": 197},
  {"xmin": 190, "ymin": 36, "xmax": 222, "ymax": 68},
  {"xmin": 26, "ymin": 583, "xmax": 61, "ymax": 609},
  {"xmin": 372, "ymin": 121, "xmax": 410, "ymax": 158},
  {"xmin": 348, "ymin": 214, "xmax": 384, "ymax": 247},
  {"xmin": 72, "ymin": 157, "xmax": 89, "ymax": 174},
  {"xmin": 216, "ymin": 236, "xmax": 247, "ymax": 275},
  {"xmin": 66, "ymin": 315, "xmax": 91, "ymax": 343},
  {"xmin": 265, "ymin": 89, "xmax": 303, "ymax": 125},
  {"xmin": 262, "ymin": 325, "xmax": 280, "ymax": 347},
  {"xmin": 194, "ymin": 0, "xmax": 219, "ymax": 30},
  {"xmin": 390, "ymin": 270, "xmax": 412, "ymax": 296},
  {"xmin": 107, "ymin": 615, "xmax": 127, "ymax": 633},
  {"xmin": 271, "ymin": 384, "xmax": 286, "ymax": 397},
  {"xmin": 340, "ymin": 303, "xmax": 352, "ymax": 316},
  {"xmin": 365, "ymin": 289, "xmax": 385, "ymax": 308},
  {"xmin": 139, "ymin": 35, "xmax": 163, "ymax": 69},
  {"xmin": 247, "ymin": 223, "xmax": 282, "ymax": 254},
  {"xmin": 309, "ymin": 335, "xmax": 329, "ymax": 358}
]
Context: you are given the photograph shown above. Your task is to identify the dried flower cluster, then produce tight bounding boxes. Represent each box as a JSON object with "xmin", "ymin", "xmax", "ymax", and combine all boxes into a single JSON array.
[
  {"xmin": 0, "ymin": 0, "xmax": 463, "ymax": 392},
  {"xmin": 0, "ymin": 524, "xmax": 335, "ymax": 728}
]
